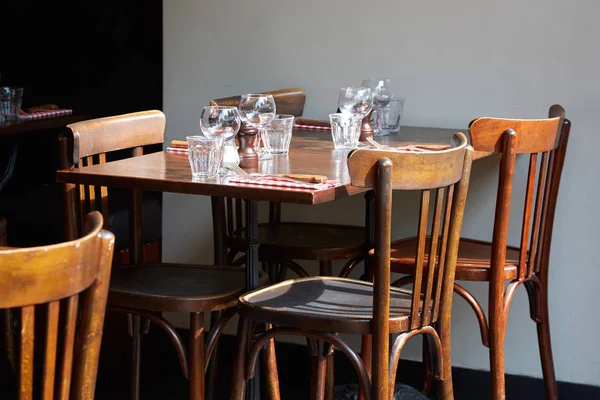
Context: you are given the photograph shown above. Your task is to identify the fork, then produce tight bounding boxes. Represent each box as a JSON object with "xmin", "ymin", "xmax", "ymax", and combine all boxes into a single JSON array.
[
  {"xmin": 366, "ymin": 137, "xmax": 388, "ymax": 150},
  {"xmin": 224, "ymin": 161, "xmax": 319, "ymax": 186}
]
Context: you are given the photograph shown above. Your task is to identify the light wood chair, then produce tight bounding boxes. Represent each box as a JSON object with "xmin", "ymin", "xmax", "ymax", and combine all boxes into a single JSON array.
[
  {"xmin": 59, "ymin": 110, "xmax": 267, "ymax": 400},
  {"xmin": 387, "ymin": 105, "xmax": 570, "ymax": 399},
  {"xmin": 1, "ymin": 211, "xmax": 114, "ymax": 400},
  {"xmin": 231, "ymin": 133, "xmax": 474, "ymax": 400}
]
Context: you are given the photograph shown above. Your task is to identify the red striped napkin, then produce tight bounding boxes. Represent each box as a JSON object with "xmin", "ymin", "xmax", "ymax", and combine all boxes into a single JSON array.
[
  {"xmin": 166, "ymin": 146, "xmax": 188, "ymax": 155},
  {"xmin": 19, "ymin": 109, "xmax": 73, "ymax": 120},
  {"xmin": 228, "ymin": 175, "xmax": 339, "ymax": 191},
  {"xmin": 294, "ymin": 123, "xmax": 331, "ymax": 131}
]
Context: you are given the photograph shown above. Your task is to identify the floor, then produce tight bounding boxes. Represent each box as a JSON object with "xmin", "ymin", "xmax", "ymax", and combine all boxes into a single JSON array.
[{"xmin": 2, "ymin": 331, "xmax": 598, "ymax": 399}]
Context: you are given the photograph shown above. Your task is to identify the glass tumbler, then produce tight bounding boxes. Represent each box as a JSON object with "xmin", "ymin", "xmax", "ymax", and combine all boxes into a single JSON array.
[
  {"xmin": 186, "ymin": 136, "xmax": 224, "ymax": 180},
  {"xmin": 264, "ymin": 114, "xmax": 294, "ymax": 155},
  {"xmin": 0, "ymin": 87, "xmax": 24, "ymax": 121},
  {"xmin": 375, "ymin": 96, "xmax": 405, "ymax": 135},
  {"xmin": 329, "ymin": 113, "xmax": 362, "ymax": 150}
]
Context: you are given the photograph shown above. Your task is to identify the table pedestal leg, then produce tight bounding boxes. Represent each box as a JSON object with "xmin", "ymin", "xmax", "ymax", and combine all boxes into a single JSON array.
[{"xmin": 245, "ymin": 199, "xmax": 261, "ymax": 399}]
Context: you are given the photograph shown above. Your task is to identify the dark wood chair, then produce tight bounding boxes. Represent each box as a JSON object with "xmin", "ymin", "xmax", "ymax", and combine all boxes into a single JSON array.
[
  {"xmin": 59, "ymin": 110, "xmax": 266, "ymax": 400},
  {"xmin": 0, "ymin": 217, "xmax": 6, "ymax": 246},
  {"xmin": 231, "ymin": 133, "xmax": 474, "ymax": 400},
  {"xmin": 211, "ymin": 88, "xmax": 365, "ymax": 398},
  {"xmin": 211, "ymin": 88, "xmax": 365, "ymax": 281},
  {"xmin": 1, "ymin": 211, "xmax": 114, "ymax": 400},
  {"xmin": 386, "ymin": 105, "xmax": 570, "ymax": 399}
]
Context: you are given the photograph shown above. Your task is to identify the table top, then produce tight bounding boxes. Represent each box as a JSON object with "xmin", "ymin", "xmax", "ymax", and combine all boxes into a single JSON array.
[
  {"xmin": 0, "ymin": 114, "xmax": 90, "ymax": 137},
  {"xmin": 56, "ymin": 125, "xmax": 490, "ymax": 205}
]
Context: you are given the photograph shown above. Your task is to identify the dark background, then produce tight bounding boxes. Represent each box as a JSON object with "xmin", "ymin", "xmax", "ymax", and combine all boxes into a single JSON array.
[
  {"xmin": 0, "ymin": 0, "xmax": 163, "ymax": 247},
  {"xmin": 1, "ymin": 0, "xmax": 162, "ymax": 116}
]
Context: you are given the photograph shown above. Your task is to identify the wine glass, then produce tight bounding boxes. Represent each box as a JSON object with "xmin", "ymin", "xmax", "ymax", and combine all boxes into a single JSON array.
[
  {"xmin": 338, "ymin": 87, "xmax": 373, "ymax": 148},
  {"xmin": 361, "ymin": 79, "xmax": 392, "ymax": 136},
  {"xmin": 200, "ymin": 105, "xmax": 241, "ymax": 176},
  {"xmin": 238, "ymin": 94, "xmax": 276, "ymax": 161},
  {"xmin": 338, "ymin": 87, "xmax": 373, "ymax": 117}
]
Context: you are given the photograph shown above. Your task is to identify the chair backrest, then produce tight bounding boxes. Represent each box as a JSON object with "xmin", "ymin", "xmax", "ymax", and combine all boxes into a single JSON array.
[
  {"xmin": 0, "ymin": 211, "xmax": 114, "ymax": 400},
  {"xmin": 348, "ymin": 132, "xmax": 473, "ymax": 399},
  {"xmin": 59, "ymin": 110, "xmax": 165, "ymax": 265},
  {"xmin": 209, "ymin": 89, "xmax": 306, "ymax": 265},
  {"xmin": 209, "ymin": 88, "xmax": 306, "ymax": 117},
  {"xmin": 468, "ymin": 105, "xmax": 569, "ymax": 281}
]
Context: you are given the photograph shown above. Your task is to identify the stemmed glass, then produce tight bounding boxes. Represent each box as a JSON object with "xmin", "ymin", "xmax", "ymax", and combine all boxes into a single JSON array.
[
  {"xmin": 238, "ymin": 94, "xmax": 276, "ymax": 161},
  {"xmin": 361, "ymin": 78, "xmax": 392, "ymax": 136},
  {"xmin": 338, "ymin": 87, "xmax": 373, "ymax": 147},
  {"xmin": 200, "ymin": 105, "xmax": 241, "ymax": 176}
]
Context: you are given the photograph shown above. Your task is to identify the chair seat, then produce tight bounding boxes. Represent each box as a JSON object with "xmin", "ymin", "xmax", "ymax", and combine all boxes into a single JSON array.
[
  {"xmin": 228, "ymin": 222, "xmax": 365, "ymax": 261},
  {"xmin": 108, "ymin": 264, "xmax": 263, "ymax": 313},
  {"xmin": 386, "ymin": 237, "xmax": 521, "ymax": 281},
  {"xmin": 238, "ymin": 277, "xmax": 419, "ymax": 334}
]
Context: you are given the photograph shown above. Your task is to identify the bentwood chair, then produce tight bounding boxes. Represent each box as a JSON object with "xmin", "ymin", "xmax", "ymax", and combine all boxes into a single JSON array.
[
  {"xmin": 210, "ymin": 88, "xmax": 365, "ymax": 281},
  {"xmin": 211, "ymin": 88, "xmax": 366, "ymax": 398},
  {"xmin": 1, "ymin": 211, "xmax": 114, "ymax": 400},
  {"xmin": 386, "ymin": 105, "xmax": 570, "ymax": 399},
  {"xmin": 59, "ymin": 111, "xmax": 264, "ymax": 400},
  {"xmin": 231, "ymin": 133, "xmax": 474, "ymax": 400}
]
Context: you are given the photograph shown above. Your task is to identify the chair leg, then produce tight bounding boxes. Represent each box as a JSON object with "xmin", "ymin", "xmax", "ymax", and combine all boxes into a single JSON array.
[
  {"xmin": 318, "ymin": 260, "xmax": 335, "ymax": 400},
  {"xmin": 310, "ymin": 341, "xmax": 327, "ymax": 400},
  {"xmin": 262, "ymin": 328, "xmax": 281, "ymax": 400},
  {"xmin": 489, "ymin": 299, "xmax": 507, "ymax": 400},
  {"xmin": 189, "ymin": 313, "xmax": 205, "ymax": 400},
  {"xmin": 231, "ymin": 316, "xmax": 250, "ymax": 400},
  {"xmin": 130, "ymin": 314, "xmax": 142, "ymax": 400},
  {"xmin": 534, "ymin": 280, "xmax": 559, "ymax": 400},
  {"xmin": 206, "ymin": 310, "xmax": 221, "ymax": 400},
  {"xmin": 422, "ymin": 336, "xmax": 434, "ymax": 395},
  {"xmin": 325, "ymin": 349, "xmax": 335, "ymax": 400},
  {"xmin": 358, "ymin": 335, "xmax": 372, "ymax": 400}
]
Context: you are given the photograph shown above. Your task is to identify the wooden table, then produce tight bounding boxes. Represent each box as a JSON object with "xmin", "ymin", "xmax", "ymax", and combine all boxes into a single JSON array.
[
  {"xmin": 0, "ymin": 114, "xmax": 90, "ymax": 137},
  {"xmin": 0, "ymin": 114, "xmax": 90, "ymax": 191},
  {"xmin": 56, "ymin": 125, "xmax": 487, "ymax": 399}
]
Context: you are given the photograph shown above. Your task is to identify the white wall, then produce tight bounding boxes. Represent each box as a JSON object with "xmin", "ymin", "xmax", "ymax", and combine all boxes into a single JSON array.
[{"xmin": 163, "ymin": 0, "xmax": 600, "ymax": 386}]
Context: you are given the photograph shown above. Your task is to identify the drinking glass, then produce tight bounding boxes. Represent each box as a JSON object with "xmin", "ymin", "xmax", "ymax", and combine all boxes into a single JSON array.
[
  {"xmin": 264, "ymin": 114, "xmax": 294, "ymax": 155},
  {"xmin": 329, "ymin": 113, "xmax": 361, "ymax": 150},
  {"xmin": 200, "ymin": 105, "xmax": 241, "ymax": 176},
  {"xmin": 238, "ymin": 94, "xmax": 276, "ymax": 161},
  {"xmin": 0, "ymin": 87, "xmax": 24, "ymax": 121},
  {"xmin": 186, "ymin": 136, "xmax": 224, "ymax": 181},
  {"xmin": 375, "ymin": 96, "xmax": 405, "ymax": 134}
]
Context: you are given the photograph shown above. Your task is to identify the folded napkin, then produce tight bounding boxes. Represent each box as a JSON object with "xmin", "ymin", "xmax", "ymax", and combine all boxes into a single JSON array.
[
  {"xmin": 228, "ymin": 174, "xmax": 339, "ymax": 191},
  {"xmin": 19, "ymin": 109, "xmax": 73, "ymax": 120},
  {"xmin": 294, "ymin": 118, "xmax": 332, "ymax": 131}
]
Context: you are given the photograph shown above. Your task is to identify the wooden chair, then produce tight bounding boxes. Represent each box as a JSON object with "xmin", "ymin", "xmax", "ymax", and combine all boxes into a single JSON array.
[
  {"xmin": 211, "ymin": 88, "xmax": 365, "ymax": 398},
  {"xmin": 386, "ymin": 105, "xmax": 570, "ymax": 399},
  {"xmin": 211, "ymin": 88, "xmax": 365, "ymax": 281},
  {"xmin": 1, "ymin": 211, "xmax": 115, "ymax": 400},
  {"xmin": 59, "ymin": 110, "xmax": 265, "ymax": 400},
  {"xmin": 231, "ymin": 133, "xmax": 474, "ymax": 400}
]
